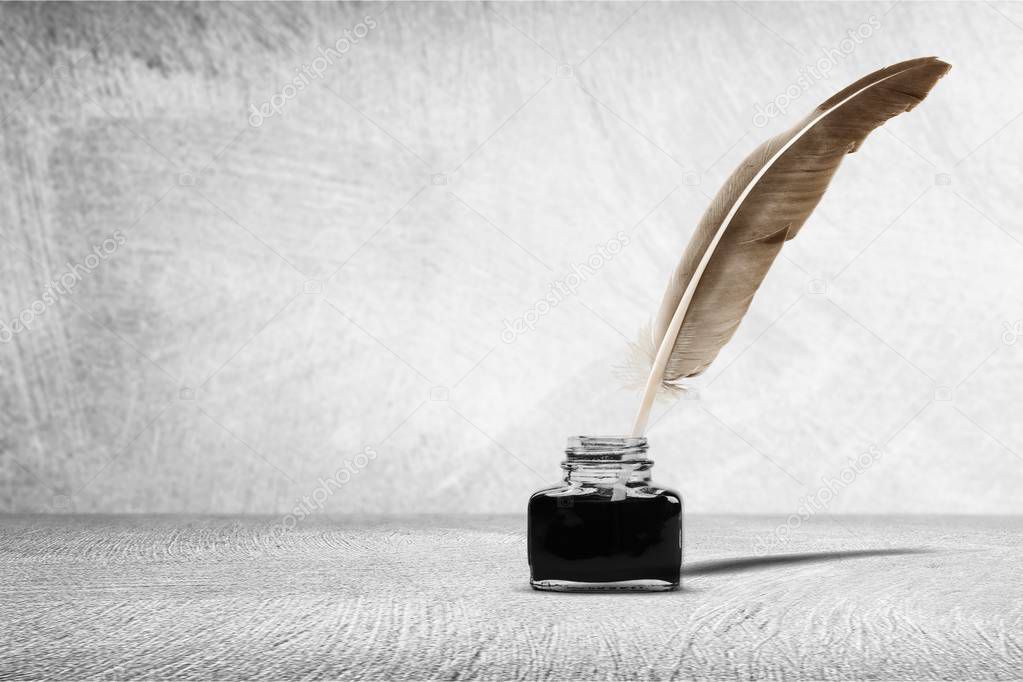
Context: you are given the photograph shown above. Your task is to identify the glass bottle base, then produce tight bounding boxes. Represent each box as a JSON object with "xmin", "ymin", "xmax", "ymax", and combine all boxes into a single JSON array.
[{"xmin": 530, "ymin": 578, "xmax": 679, "ymax": 592}]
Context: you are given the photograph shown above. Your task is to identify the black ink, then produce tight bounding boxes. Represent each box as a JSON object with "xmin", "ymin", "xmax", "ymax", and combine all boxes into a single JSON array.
[{"xmin": 528, "ymin": 490, "xmax": 682, "ymax": 587}]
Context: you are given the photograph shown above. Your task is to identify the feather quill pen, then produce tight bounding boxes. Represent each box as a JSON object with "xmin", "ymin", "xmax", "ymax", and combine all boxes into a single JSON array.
[{"xmin": 631, "ymin": 57, "xmax": 950, "ymax": 436}]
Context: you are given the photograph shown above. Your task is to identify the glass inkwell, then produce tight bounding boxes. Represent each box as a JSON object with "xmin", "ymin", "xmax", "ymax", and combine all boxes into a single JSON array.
[{"xmin": 527, "ymin": 436, "xmax": 683, "ymax": 591}]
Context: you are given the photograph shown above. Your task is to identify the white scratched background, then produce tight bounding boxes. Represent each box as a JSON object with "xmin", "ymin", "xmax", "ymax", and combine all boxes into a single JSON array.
[{"xmin": 2, "ymin": 1, "xmax": 1022, "ymax": 516}]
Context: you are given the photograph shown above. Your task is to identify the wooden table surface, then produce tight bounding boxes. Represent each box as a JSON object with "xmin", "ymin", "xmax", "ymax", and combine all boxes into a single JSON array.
[{"xmin": 2, "ymin": 514, "xmax": 1021, "ymax": 680}]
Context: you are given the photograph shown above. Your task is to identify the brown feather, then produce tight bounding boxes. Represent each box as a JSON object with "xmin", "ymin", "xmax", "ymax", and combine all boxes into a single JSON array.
[{"xmin": 631, "ymin": 57, "xmax": 950, "ymax": 434}]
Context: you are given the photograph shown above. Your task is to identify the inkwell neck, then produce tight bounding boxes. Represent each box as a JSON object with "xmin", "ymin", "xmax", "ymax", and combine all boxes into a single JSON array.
[{"xmin": 562, "ymin": 436, "xmax": 652, "ymax": 485}]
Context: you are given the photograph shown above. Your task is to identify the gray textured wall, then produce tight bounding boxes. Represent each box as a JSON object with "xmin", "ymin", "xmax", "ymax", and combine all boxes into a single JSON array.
[{"xmin": 2, "ymin": 1, "xmax": 1021, "ymax": 516}]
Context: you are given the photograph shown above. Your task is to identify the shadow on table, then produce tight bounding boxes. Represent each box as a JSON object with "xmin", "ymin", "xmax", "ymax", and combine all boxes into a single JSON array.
[
  {"xmin": 513, "ymin": 549, "xmax": 933, "ymax": 594},
  {"xmin": 683, "ymin": 548, "xmax": 931, "ymax": 576}
]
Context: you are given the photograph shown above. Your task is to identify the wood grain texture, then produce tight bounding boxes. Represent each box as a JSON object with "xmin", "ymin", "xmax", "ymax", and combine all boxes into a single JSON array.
[{"xmin": 2, "ymin": 514, "xmax": 1022, "ymax": 679}]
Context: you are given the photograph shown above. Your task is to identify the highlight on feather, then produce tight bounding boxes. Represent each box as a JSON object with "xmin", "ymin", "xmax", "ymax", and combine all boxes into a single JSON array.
[{"xmin": 630, "ymin": 57, "xmax": 950, "ymax": 436}]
